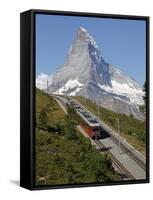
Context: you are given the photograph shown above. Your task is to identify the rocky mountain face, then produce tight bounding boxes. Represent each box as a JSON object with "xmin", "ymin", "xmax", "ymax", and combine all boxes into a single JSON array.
[{"xmin": 43, "ymin": 27, "xmax": 144, "ymax": 120}]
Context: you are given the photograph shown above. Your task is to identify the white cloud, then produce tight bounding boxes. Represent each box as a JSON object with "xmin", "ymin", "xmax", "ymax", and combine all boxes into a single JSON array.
[{"xmin": 36, "ymin": 73, "xmax": 52, "ymax": 90}]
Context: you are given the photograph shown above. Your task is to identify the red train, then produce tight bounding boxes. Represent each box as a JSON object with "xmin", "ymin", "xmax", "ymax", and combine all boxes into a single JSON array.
[{"xmin": 68, "ymin": 98, "xmax": 101, "ymax": 139}]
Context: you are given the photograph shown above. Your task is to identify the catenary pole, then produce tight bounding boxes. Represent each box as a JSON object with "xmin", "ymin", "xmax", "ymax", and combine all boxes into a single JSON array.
[{"xmin": 117, "ymin": 118, "xmax": 121, "ymax": 153}]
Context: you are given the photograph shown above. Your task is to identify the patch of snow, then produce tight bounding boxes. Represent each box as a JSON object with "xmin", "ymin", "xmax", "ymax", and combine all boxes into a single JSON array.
[
  {"xmin": 65, "ymin": 79, "xmax": 83, "ymax": 89},
  {"xmin": 53, "ymin": 79, "xmax": 83, "ymax": 95},
  {"xmin": 128, "ymin": 82, "xmax": 135, "ymax": 88},
  {"xmin": 79, "ymin": 27, "xmax": 88, "ymax": 32},
  {"xmin": 91, "ymin": 50, "xmax": 101, "ymax": 62},
  {"xmin": 89, "ymin": 35, "xmax": 99, "ymax": 49},
  {"xmin": 98, "ymin": 80, "xmax": 144, "ymax": 105},
  {"xmin": 69, "ymin": 87, "xmax": 82, "ymax": 96},
  {"xmin": 113, "ymin": 96, "xmax": 122, "ymax": 101}
]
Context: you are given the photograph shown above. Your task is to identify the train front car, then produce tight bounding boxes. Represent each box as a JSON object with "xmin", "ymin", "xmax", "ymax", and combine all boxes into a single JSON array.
[
  {"xmin": 68, "ymin": 98, "xmax": 101, "ymax": 139},
  {"xmin": 84, "ymin": 124, "xmax": 101, "ymax": 139},
  {"xmin": 91, "ymin": 125, "xmax": 101, "ymax": 140}
]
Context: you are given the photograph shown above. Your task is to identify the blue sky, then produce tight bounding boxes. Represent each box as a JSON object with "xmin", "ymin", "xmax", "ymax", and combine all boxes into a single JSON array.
[{"xmin": 36, "ymin": 14, "xmax": 146, "ymax": 86}]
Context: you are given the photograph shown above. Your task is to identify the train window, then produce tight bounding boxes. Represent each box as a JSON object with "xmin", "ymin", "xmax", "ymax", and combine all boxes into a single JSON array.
[{"xmin": 93, "ymin": 127, "xmax": 99, "ymax": 131}]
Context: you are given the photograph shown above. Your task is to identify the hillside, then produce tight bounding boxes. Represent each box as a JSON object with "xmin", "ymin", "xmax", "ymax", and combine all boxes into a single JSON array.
[
  {"xmin": 74, "ymin": 96, "xmax": 146, "ymax": 155},
  {"xmin": 35, "ymin": 89, "xmax": 121, "ymax": 186}
]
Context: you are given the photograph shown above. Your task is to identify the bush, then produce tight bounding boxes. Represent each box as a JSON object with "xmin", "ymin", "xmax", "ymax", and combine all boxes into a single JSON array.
[
  {"xmin": 137, "ymin": 132, "xmax": 146, "ymax": 142},
  {"xmin": 108, "ymin": 117, "xmax": 114, "ymax": 124},
  {"xmin": 139, "ymin": 105, "xmax": 145, "ymax": 113},
  {"xmin": 129, "ymin": 114, "xmax": 134, "ymax": 118},
  {"xmin": 56, "ymin": 121, "xmax": 65, "ymax": 134},
  {"xmin": 64, "ymin": 106, "xmax": 78, "ymax": 140},
  {"xmin": 48, "ymin": 126, "xmax": 57, "ymax": 133},
  {"xmin": 38, "ymin": 109, "xmax": 48, "ymax": 129},
  {"xmin": 47, "ymin": 121, "xmax": 65, "ymax": 136},
  {"xmin": 47, "ymin": 138, "xmax": 52, "ymax": 144},
  {"xmin": 127, "ymin": 129, "xmax": 132, "ymax": 135}
]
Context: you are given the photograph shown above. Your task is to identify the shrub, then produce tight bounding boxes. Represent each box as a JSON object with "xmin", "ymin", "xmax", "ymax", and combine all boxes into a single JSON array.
[
  {"xmin": 137, "ymin": 132, "xmax": 146, "ymax": 142},
  {"xmin": 56, "ymin": 121, "xmax": 65, "ymax": 134},
  {"xmin": 47, "ymin": 138, "xmax": 52, "ymax": 144},
  {"xmin": 64, "ymin": 106, "xmax": 78, "ymax": 140},
  {"xmin": 127, "ymin": 129, "xmax": 132, "ymax": 135},
  {"xmin": 38, "ymin": 109, "xmax": 48, "ymax": 129}
]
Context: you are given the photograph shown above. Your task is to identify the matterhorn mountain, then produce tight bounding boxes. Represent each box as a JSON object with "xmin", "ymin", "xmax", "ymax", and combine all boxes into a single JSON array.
[{"xmin": 39, "ymin": 27, "xmax": 144, "ymax": 119}]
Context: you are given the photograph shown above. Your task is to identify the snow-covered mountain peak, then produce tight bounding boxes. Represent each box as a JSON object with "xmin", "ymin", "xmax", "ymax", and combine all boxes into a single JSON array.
[
  {"xmin": 76, "ymin": 26, "xmax": 89, "ymax": 40},
  {"xmin": 79, "ymin": 26, "xmax": 88, "ymax": 33},
  {"xmin": 77, "ymin": 27, "xmax": 99, "ymax": 49},
  {"xmin": 41, "ymin": 27, "xmax": 144, "ymax": 119}
]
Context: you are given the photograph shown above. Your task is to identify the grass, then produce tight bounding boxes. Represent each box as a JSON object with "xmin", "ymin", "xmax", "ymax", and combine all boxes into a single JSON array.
[
  {"xmin": 74, "ymin": 96, "xmax": 146, "ymax": 155},
  {"xmin": 35, "ymin": 129, "xmax": 121, "ymax": 185},
  {"xmin": 36, "ymin": 89, "xmax": 65, "ymax": 125},
  {"xmin": 35, "ymin": 89, "xmax": 121, "ymax": 186}
]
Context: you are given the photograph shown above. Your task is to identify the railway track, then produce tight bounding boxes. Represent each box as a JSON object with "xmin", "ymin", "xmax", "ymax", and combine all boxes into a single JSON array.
[
  {"xmin": 94, "ymin": 140, "xmax": 136, "ymax": 180},
  {"xmin": 71, "ymin": 98, "xmax": 146, "ymax": 170},
  {"xmin": 108, "ymin": 132, "xmax": 146, "ymax": 170},
  {"xmin": 52, "ymin": 95, "xmax": 146, "ymax": 179}
]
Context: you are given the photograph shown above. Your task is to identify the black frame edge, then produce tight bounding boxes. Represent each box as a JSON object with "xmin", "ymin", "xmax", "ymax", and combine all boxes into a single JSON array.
[
  {"xmin": 20, "ymin": 10, "xmax": 33, "ymax": 190},
  {"xmin": 146, "ymin": 17, "xmax": 150, "ymax": 183},
  {"xmin": 26, "ymin": 9, "xmax": 150, "ymax": 19}
]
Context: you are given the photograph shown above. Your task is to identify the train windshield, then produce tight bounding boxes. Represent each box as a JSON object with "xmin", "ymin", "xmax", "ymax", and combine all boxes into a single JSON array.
[{"xmin": 93, "ymin": 127, "xmax": 99, "ymax": 131}]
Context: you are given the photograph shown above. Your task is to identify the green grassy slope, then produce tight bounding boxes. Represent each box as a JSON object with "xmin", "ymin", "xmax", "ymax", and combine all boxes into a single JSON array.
[
  {"xmin": 35, "ymin": 89, "xmax": 121, "ymax": 186},
  {"xmin": 74, "ymin": 96, "xmax": 146, "ymax": 155}
]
